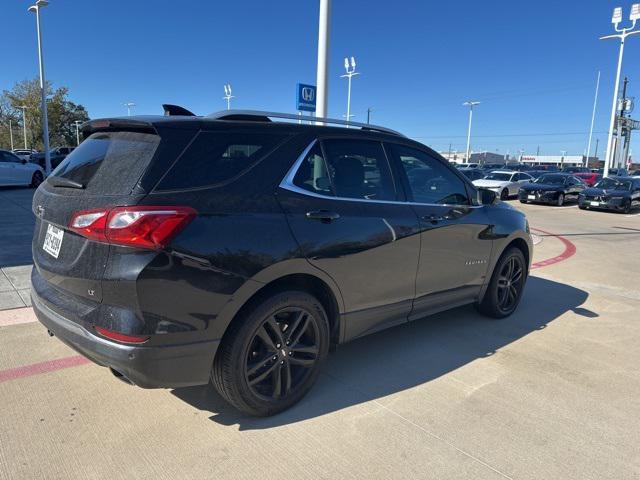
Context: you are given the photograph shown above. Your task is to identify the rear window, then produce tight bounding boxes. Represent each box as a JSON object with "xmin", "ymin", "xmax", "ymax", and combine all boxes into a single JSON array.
[
  {"xmin": 157, "ymin": 131, "xmax": 286, "ymax": 190},
  {"xmin": 51, "ymin": 131, "xmax": 160, "ymax": 194}
]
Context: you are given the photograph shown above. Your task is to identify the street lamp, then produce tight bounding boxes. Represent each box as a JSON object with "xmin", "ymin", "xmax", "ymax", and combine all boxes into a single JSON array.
[
  {"xmin": 463, "ymin": 101, "xmax": 480, "ymax": 163},
  {"xmin": 600, "ymin": 4, "xmax": 640, "ymax": 178},
  {"xmin": 28, "ymin": 0, "xmax": 51, "ymax": 175},
  {"xmin": 8, "ymin": 120, "xmax": 14, "ymax": 150},
  {"xmin": 71, "ymin": 120, "xmax": 82, "ymax": 146},
  {"xmin": 17, "ymin": 105, "xmax": 28, "ymax": 149},
  {"xmin": 341, "ymin": 56, "xmax": 359, "ymax": 126},
  {"xmin": 124, "ymin": 102, "xmax": 136, "ymax": 116},
  {"xmin": 223, "ymin": 84, "xmax": 234, "ymax": 110}
]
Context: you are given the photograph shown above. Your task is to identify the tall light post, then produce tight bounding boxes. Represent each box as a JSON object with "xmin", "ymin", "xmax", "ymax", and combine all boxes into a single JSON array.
[
  {"xmin": 18, "ymin": 105, "xmax": 28, "ymax": 149},
  {"xmin": 341, "ymin": 57, "xmax": 359, "ymax": 125},
  {"xmin": 223, "ymin": 84, "xmax": 234, "ymax": 110},
  {"xmin": 8, "ymin": 120, "xmax": 14, "ymax": 150},
  {"xmin": 463, "ymin": 101, "xmax": 480, "ymax": 163},
  {"xmin": 315, "ymin": 0, "xmax": 331, "ymax": 122},
  {"xmin": 72, "ymin": 120, "xmax": 82, "ymax": 146},
  {"xmin": 124, "ymin": 102, "xmax": 136, "ymax": 116},
  {"xmin": 585, "ymin": 71, "xmax": 600, "ymax": 167},
  {"xmin": 28, "ymin": 0, "xmax": 51, "ymax": 175},
  {"xmin": 600, "ymin": 4, "xmax": 640, "ymax": 178}
]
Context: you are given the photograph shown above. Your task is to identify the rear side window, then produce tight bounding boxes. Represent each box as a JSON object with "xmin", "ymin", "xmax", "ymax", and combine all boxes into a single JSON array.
[
  {"xmin": 157, "ymin": 131, "xmax": 286, "ymax": 190},
  {"xmin": 51, "ymin": 131, "xmax": 160, "ymax": 194},
  {"xmin": 321, "ymin": 139, "xmax": 396, "ymax": 201},
  {"xmin": 292, "ymin": 143, "xmax": 333, "ymax": 195}
]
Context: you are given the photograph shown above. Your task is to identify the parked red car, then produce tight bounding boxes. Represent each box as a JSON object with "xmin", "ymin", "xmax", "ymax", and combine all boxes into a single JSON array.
[{"xmin": 574, "ymin": 172, "xmax": 602, "ymax": 187}]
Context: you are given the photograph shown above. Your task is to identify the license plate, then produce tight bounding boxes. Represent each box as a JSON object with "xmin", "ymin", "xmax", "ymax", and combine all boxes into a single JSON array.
[
  {"xmin": 528, "ymin": 195, "xmax": 535, "ymax": 200},
  {"xmin": 590, "ymin": 201, "xmax": 599, "ymax": 207},
  {"xmin": 42, "ymin": 224, "xmax": 64, "ymax": 258}
]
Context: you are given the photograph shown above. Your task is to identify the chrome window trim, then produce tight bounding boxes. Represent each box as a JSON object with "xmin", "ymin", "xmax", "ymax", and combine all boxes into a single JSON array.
[{"xmin": 279, "ymin": 140, "xmax": 483, "ymax": 209}]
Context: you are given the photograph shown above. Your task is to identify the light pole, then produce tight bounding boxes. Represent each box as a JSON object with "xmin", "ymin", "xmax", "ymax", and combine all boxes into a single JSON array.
[
  {"xmin": 600, "ymin": 4, "xmax": 640, "ymax": 177},
  {"xmin": 585, "ymin": 71, "xmax": 600, "ymax": 168},
  {"xmin": 341, "ymin": 57, "xmax": 359, "ymax": 126},
  {"xmin": 463, "ymin": 101, "xmax": 480, "ymax": 163},
  {"xmin": 560, "ymin": 150, "xmax": 567, "ymax": 168},
  {"xmin": 18, "ymin": 105, "xmax": 28, "ymax": 149},
  {"xmin": 72, "ymin": 120, "xmax": 82, "ymax": 146},
  {"xmin": 315, "ymin": 0, "xmax": 331, "ymax": 122},
  {"xmin": 223, "ymin": 84, "xmax": 234, "ymax": 110},
  {"xmin": 8, "ymin": 120, "xmax": 14, "ymax": 150},
  {"xmin": 28, "ymin": 0, "xmax": 51, "ymax": 175},
  {"xmin": 124, "ymin": 102, "xmax": 136, "ymax": 116}
]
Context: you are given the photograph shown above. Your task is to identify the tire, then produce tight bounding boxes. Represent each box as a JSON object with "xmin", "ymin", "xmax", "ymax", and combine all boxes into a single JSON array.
[
  {"xmin": 519, "ymin": 199, "xmax": 527, "ymax": 204},
  {"xmin": 579, "ymin": 205, "xmax": 587, "ymax": 210},
  {"xmin": 30, "ymin": 171, "xmax": 43, "ymax": 188},
  {"xmin": 556, "ymin": 193, "xmax": 564, "ymax": 206},
  {"xmin": 476, "ymin": 247, "xmax": 527, "ymax": 319},
  {"xmin": 500, "ymin": 189, "xmax": 509, "ymax": 201},
  {"xmin": 623, "ymin": 201, "xmax": 631, "ymax": 214},
  {"xmin": 211, "ymin": 290, "xmax": 330, "ymax": 416}
]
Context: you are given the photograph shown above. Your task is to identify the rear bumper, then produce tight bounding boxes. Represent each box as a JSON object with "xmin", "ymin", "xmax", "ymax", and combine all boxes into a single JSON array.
[{"xmin": 31, "ymin": 290, "xmax": 219, "ymax": 388}]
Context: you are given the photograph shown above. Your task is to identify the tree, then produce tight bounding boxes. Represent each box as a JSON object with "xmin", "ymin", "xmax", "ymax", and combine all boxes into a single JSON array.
[{"xmin": 0, "ymin": 78, "xmax": 89, "ymax": 151}]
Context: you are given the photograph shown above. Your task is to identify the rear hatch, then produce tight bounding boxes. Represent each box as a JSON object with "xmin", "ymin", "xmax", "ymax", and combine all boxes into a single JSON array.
[{"xmin": 32, "ymin": 126, "xmax": 164, "ymax": 322}]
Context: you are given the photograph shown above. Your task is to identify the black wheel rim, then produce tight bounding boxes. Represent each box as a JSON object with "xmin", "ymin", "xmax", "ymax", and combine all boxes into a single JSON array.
[
  {"xmin": 244, "ymin": 307, "xmax": 320, "ymax": 401},
  {"xmin": 496, "ymin": 256, "xmax": 524, "ymax": 313},
  {"xmin": 558, "ymin": 194, "xmax": 563, "ymax": 206}
]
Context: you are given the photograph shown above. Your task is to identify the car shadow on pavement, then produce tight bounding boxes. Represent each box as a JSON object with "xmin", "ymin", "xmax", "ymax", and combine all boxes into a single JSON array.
[{"xmin": 171, "ymin": 275, "xmax": 592, "ymax": 429}]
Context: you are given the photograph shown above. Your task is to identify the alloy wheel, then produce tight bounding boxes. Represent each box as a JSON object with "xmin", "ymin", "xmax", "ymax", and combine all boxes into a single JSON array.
[
  {"xmin": 496, "ymin": 256, "xmax": 524, "ymax": 313},
  {"xmin": 244, "ymin": 307, "xmax": 320, "ymax": 401}
]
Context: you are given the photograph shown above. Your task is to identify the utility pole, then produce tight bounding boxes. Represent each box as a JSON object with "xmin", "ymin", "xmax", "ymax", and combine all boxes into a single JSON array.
[
  {"xmin": 536, "ymin": 145, "xmax": 540, "ymax": 156},
  {"xmin": 72, "ymin": 120, "xmax": 82, "ymax": 146},
  {"xmin": 585, "ymin": 71, "xmax": 601, "ymax": 168},
  {"xmin": 366, "ymin": 107, "xmax": 372, "ymax": 124},
  {"xmin": 9, "ymin": 120, "xmax": 14, "ymax": 150},
  {"xmin": 594, "ymin": 138, "xmax": 600, "ymax": 165},
  {"xmin": 615, "ymin": 76, "xmax": 629, "ymax": 168},
  {"xmin": 18, "ymin": 105, "xmax": 28, "ymax": 149},
  {"xmin": 463, "ymin": 101, "xmax": 480, "ymax": 163},
  {"xmin": 315, "ymin": 0, "xmax": 331, "ymax": 122}
]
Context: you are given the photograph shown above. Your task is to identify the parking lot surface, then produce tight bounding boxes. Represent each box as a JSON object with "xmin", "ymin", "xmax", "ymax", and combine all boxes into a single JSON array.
[{"xmin": 1, "ymin": 188, "xmax": 639, "ymax": 479}]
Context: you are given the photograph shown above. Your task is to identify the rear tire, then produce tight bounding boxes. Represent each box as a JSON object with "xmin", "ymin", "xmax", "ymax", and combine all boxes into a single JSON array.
[
  {"xmin": 30, "ymin": 171, "xmax": 43, "ymax": 188},
  {"xmin": 477, "ymin": 247, "xmax": 527, "ymax": 319},
  {"xmin": 211, "ymin": 291, "xmax": 329, "ymax": 416},
  {"xmin": 519, "ymin": 199, "xmax": 527, "ymax": 204}
]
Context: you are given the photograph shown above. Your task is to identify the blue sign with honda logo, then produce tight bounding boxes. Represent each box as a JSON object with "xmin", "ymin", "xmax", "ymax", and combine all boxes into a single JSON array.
[{"xmin": 296, "ymin": 83, "xmax": 316, "ymax": 112}]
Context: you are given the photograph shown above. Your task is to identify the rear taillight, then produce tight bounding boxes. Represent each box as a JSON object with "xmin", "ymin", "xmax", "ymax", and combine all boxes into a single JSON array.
[
  {"xmin": 95, "ymin": 326, "xmax": 150, "ymax": 344},
  {"xmin": 69, "ymin": 206, "xmax": 196, "ymax": 250}
]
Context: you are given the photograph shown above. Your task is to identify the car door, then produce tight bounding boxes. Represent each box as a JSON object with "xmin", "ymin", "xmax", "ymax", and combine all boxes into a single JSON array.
[
  {"xmin": 384, "ymin": 143, "xmax": 493, "ymax": 320},
  {"xmin": 567, "ymin": 176, "xmax": 585, "ymax": 200},
  {"xmin": 278, "ymin": 137, "xmax": 421, "ymax": 341},
  {"xmin": 0, "ymin": 152, "xmax": 20, "ymax": 185},
  {"xmin": 6, "ymin": 152, "xmax": 32, "ymax": 185}
]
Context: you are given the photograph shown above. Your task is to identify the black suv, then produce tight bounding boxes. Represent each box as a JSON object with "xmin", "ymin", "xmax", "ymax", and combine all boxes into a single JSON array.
[{"xmin": 31, "ymin": 110, "xmax": 532, "ymax": 416}]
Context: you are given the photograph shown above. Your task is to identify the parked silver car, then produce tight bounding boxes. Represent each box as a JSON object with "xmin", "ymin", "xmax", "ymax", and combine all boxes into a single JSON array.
[{"xmin": 473, "ymin": 170, "xmax": 534, "ymax": 200}]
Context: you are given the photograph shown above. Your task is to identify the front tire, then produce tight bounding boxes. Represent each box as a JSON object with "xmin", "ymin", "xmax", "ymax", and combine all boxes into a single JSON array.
[
  {"xmin": 30, "ymin": 171, "xmax": 43, "ymax": 188},
  {"xmin": 477, "ymin": 247, "xmax": 527, "ymax": 319},
  {"xmin": 500, "ymin": 189, "xmax": 509, "ymax": 201},
  {"xmin": 556, "ymin": 193, "xmax": 564, "ymax": 206},
  {"xmin": 211, "ymin": 291, "xmax": 330, "ymax": 416}
]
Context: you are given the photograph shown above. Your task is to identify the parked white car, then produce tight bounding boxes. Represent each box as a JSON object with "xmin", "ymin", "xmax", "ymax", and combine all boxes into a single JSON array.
[
  {"xmin": 12, "ymin": 149, "xmax": 37, "ymax": 162},
  {"xmin": 472, "ymin": 170, "xmax": 533, "ymax": 200},
  {"xmin": 0, "ymin": 149, "xmax": 45, "ymax": 187}
]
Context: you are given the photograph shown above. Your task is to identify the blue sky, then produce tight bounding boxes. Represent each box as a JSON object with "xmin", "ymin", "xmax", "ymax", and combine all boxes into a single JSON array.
[{"xmin": 2, "ymin": 0, "xmax": 639, "ymax": 158}]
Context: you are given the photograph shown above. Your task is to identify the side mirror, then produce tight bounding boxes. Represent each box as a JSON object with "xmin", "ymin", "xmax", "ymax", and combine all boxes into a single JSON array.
[{"xmin": 477, "ymin": 188, "xmax": 497, "ymax": 205}]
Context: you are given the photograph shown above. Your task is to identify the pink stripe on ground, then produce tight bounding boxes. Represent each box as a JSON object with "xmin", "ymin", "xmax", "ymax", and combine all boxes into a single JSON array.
[
  {"xmin": 530, "ymin": 228, "xmax": 577, "ymax": 270},
  {"xmin": 0, "ymin": 307, "xmax": 38, "ymax": 327},
  {"xmin": 0, "ymin": 355, "xmax": 90, "ymax": 383}
]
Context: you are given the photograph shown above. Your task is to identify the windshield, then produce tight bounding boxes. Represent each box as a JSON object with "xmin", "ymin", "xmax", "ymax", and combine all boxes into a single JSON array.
[
  {"xmin": 594, "ymin": 178, "xmax": 632, "ymax": 190},
  {"xmin": 535, "ymin": 174, "xmax": 566, "ymax": 185},
  {"xmin": 484, "ymin": 172, "xmax": 512, "ymax": 181}
]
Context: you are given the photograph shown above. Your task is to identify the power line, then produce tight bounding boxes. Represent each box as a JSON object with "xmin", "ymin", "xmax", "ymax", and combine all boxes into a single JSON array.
[{"xmin": 411, "ymin": 130, "xmax": 609, "ymax": 140}]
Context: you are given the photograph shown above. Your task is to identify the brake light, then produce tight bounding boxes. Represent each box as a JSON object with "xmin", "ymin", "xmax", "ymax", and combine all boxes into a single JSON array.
[
  {"xmin": 69, "ymin": 206, "xmax": 196, "ymax": 249},
  {"xmin": 95, "ymin": 326, "xmax": 150, "ymax": 344}
]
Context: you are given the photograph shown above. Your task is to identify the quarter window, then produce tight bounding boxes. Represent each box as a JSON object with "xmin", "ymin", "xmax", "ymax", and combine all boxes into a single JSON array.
[
  {"xmin": 292, "ymin": 143, "xmax": 333, "ymax": 195},
  {"xmin": 388, "ymin": 144, "xmax": 470, "ymax": 205},
  {"xmin": 321, "ymin": 139, "xmax": 396, "ymax": 201}
]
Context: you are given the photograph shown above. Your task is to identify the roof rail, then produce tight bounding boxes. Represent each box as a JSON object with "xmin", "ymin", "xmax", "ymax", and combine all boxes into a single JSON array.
[{"xmin": 207, "ymin": 110, "xmax": 404, "ymax": 137}]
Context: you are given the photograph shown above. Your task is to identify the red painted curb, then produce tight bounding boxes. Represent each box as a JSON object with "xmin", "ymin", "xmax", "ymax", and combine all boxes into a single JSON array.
[
  {"xmin": 0, "ymin": 355, "xmax": 90, "ymax": 384},
  {"xmin": 530, "ymin": 228, "xmax": 577, "ymax": 270}
]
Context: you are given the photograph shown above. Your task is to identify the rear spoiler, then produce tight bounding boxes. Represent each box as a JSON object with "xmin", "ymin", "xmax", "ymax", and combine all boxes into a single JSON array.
[
  {"xmin": 80, "ymin": 119, "xmax": 157, "ymax": 137},
  {"xmin": 162, "ymin": 104, "xmax": 196, "ymax": 116}
]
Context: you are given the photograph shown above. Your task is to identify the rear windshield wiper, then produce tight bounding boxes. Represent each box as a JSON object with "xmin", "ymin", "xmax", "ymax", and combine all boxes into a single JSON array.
[{"xmin": 47, "ymin": 176, "xmax": 85, "ymax": 189}]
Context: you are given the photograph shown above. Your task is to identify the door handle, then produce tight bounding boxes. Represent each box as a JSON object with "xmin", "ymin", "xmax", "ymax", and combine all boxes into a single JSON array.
[
  {"xmin": 305, "ymin": 210, "xmax": 340, "ymax": 223},
  {"xmin": 422, "ymin": 214, "xmax": 445, "ymax": 223}
]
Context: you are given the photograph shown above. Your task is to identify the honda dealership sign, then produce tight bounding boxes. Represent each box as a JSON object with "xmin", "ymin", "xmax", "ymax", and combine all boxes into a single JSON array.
[{"xmin": 296, "ymin": 83, "xmax": 316, "ymax": 112}]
